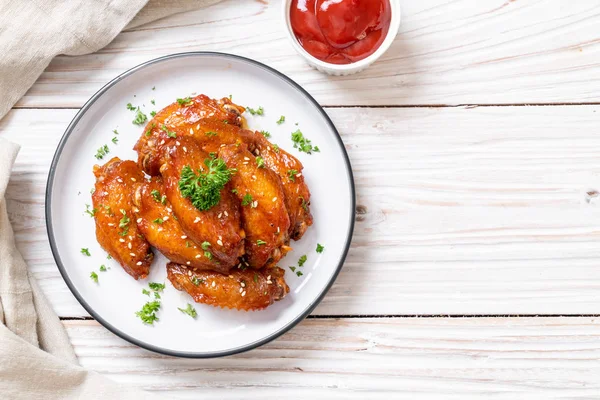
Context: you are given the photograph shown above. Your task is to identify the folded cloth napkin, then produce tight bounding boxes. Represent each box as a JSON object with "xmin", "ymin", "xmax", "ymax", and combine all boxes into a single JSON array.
[{"xmin": 0, "ymin": 1, "xmax": 219, "ymax": 398}]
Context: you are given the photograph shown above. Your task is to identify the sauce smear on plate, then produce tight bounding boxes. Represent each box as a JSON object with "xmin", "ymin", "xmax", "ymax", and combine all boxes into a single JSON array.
[{"xmin": 290, "ymin": 0, "xmax": 392, "ymax": 65}]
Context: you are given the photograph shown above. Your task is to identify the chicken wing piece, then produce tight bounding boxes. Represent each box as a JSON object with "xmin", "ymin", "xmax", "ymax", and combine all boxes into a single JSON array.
[
  {"xmin": 134, "ymin": 95, "xmax": 245, "ymax": 175},
  {"xmin": 219, "ymin": 144, "xmax": 291, "ymax": 269},
  {"xmin": 247, "ymin": 131, "xmax": 314, "ymax": 240},
  {"xmin": 133, "ymin": 177, "xmax": 230, "ymax": 274},
  {"xmin": 160, "ymin": 136, "xmax": 245, "ymax": 268},
  {"xmin": 167, "ymin": 262, "xmax": 289, "ymax": 311},
  {"xmin": 92, "ymin": 158, "xmax": 153, "ymax": 279}
]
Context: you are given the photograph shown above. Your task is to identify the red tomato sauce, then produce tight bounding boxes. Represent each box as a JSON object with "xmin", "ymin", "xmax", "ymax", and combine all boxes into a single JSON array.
[{"xmin": 290, "ymin": 0, "xmax": 392, "ymax": 65}]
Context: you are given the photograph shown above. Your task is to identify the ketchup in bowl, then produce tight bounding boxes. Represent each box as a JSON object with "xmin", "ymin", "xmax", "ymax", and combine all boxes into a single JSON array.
[{"xmin": 290, "ymin": 0, "xmax": 392, "ymax": 65}]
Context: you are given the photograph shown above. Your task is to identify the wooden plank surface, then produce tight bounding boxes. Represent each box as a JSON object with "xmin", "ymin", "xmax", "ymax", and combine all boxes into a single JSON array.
[
  {"xmin": 15, "ymin": 0, "xmax": 600, "ymax": 108},
  {"xmin": 3, "ymin": 105, "xmax": 600, "ymax": 317},
  {"xmin": 64, "ymin": 317, "xmax": 600, "ymax": 399}
]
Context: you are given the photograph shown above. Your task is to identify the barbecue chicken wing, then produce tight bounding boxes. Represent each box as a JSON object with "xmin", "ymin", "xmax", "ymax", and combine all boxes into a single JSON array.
[
  {"xmin": 92, "ymin": 158, "xmax": 153, "ymax": 279},
  {"xmin": 133, "ymin": 177, "xmax": 230, "ymax": 274},
  {"xmin": 219, "ymin": 143, "xmax": 291, "ymax": 268},
  {"xmin": 167, "ymin": 263, "xmax": 289, "ymax": 311},
  {"xmin": 160, "ymin": 136, "xmax": 245, "ymax": 268},
  {"xmin": 134, "ymin": 95, "xmax": 245, "ymax": 175}
]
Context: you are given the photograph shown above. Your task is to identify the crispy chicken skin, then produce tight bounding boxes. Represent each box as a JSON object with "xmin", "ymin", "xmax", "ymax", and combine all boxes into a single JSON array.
[
  {"xmin": 219, "ymin": 144, "xmax": 291, "ymax": 268},
  {"xmin": 248, "ymin": 131, "xmax": 313, "ymax": 240},
  {"xmin": 167, "ymin": 263, "xmax": 289, "ymax": 311},
  {"xmin": 134, "ymin": 95, "xmax": 245, "ymax": 175},
  {"xmin": 160, "ymin": 136, "xmax": 245, "ymax": 268},
  {"xmin": 133, "ymin": 178, "xmax": 230, "ymax": 273},
  {"xmin": 92, "ymin": 158, "xmax": 153, "ymax": 279}
]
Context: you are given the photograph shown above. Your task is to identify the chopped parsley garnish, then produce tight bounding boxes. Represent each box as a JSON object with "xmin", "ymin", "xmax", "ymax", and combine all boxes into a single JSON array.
[
  {"xmin": 178, "ymin": 303, "xmax": 197, "ymax": 318},
  {"xmin": 287, "ymin": 169, "xmax": 299, "ymax": 182},
  {"xmin": 142, "ymin": 288, "xmax": 151, "ymax": 296},
  {"xmin": 150, "ymin": 189, "xmax": 167, "ymax": 204},
  {"xmin": 160, "ymin": 124, "xmax": 176, "ymax": 138},
  {"xmin": 260, "ymin": 130, "xmax": 271, "ymax": 138},
  {"xmin": 154, "ymin": 292, "xmax": 161, "ymax": 299},
  {"xmin": 178, "ymin": 159, "xmax": 236, "ymax": 211},
  {"xmin": 99, "ymin": 265, "xmax": 107, "ymax": 272},
  {"xmin": 185, "ymin": 241, "xmax": 191, "ymax": 248},
  {"xmin": 191, "ymin": 276, "xmax": 204, "ymax": 286},
  {"xmin": 296, "ymin": 271, "xmax": 303, "ymax": 277},
  {"xmin": 277, "ymin": 115, "xmax": 285, "ymax": 125},
  {"xmin": 90, "ymin": 271, "xmax": 99, "ymax": 283},
  {"xmin": 256, "ymin": 239, "xmax": 267, "ymax": 246},
  {"xmin": 246, "ymin": 106, "xmax": 264, "ymax": 116},
  {"xmin": 177, "ymin": 97, "xmax": 193, "ymax": 106},
  {"xmin": 204, "ymin": 251, "xmax": 213, "ymax": 260},
  {"xmin": 107, "ymin": 254, "xmax": 112, "ymax": 260},
  {"xmin": 152, "ymin": 218, "xmax": 164, "ymax": 224},
  {"xmin": 298, "ymin": 254, "xmax": 307, "ymax": 267},
  {"xmin": 126, "ymin": 103, "xmax": 136, "ymax": 111},
  {"xmin": 241, "ymin": 193, "xmax": 253, "ymax": 206},
  {"xmin": 113, "ymin": 129, "xmax": 119, "ymax": 135},
  {"xmin": 289, "ymin": 266, "xmax": 296, "ymax": 272},
  {"xmin": 95, "ymin": 144, "xmax": 110, "ymax": 160},
  {"xmin": 209, "ymin": 152, "xmax": 217, "ymax": 159},
  {"xmin": 144, "ymin": 123, "xmax": 155, "ymax": 137},
  {"xmin": 272, "ymin": 144, "xmax": 280, "ymax": 153},
  {"xmin": 118, "ymin": 209, "xmax": 130, "ymax": 236},
  {"xmin": 81, "ymin": 248, "xmax": 91, "ymax": 256},
  {"xmin": 299, "ymin": 196, "xmax": 308, "ymax": 212},
  {"xmin": 135, "ymin": 300, "xmax": 160, "ymax": 325},
  {"xmin": 150, "ymin": 111, "xmax": 157, "ymax": 117},
  {"xmin": 205, "ymin": 131, "xmax": 218, "ymax": 137},
  {"xmin": 152, "ymin": 86, "xmax": 156, "ymax": 90},
  {"xmin": 253, "ymin": 273, "xmax": 258, "ymax": 283},
  {"xmin": 111, "ymin": 137, "xmax": 118, "ymax": 144},
  {"xmin": 231, "ymin": 188, "xmax": 238, "ymax": 194},
  {"xmin": 148, "ymin": 282, "xmax": 165, "ymax": 292},
  {"xmin": 316, "ymin": 243, "xmax": 324, "ymax": 253},
  {"xmin": 150, "ymin": 99, "xmax": 155, "ymax": 105},
  {"xmin": 291, "ymin": 129, "xmax": 319, "ymax": 154},
  {"xmin": 132, "ymin": 108, "xmax": 148, "ymax": 125},
  {"xmin": 255, "ymin": 156, "xmax": 265, "ymax": 168},
  {"xmin": 85, "ymin": 204, "xmax": 97, "ymax": 217},
  {"xmin": 201, "ymin": 241, "xmax": 211, "ymax": 250}
]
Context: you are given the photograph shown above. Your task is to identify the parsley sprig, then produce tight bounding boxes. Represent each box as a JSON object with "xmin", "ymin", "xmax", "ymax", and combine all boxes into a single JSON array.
[
  {"xmin": 246, "ymin": 106, "xmax": 264, "ymax": 116},
  {"xmin": 178, "ymin": 303, "xmax": 197, "ymax": 318},
  {"xmin": 178, "ymin": 159, "xmax": 236, "ymax": 211},
  {"xmin": 291, "ymin": 129, "xmax": 319, "ymax": 154}
]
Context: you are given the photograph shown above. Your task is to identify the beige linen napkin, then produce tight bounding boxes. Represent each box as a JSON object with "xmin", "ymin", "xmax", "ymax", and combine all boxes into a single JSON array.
[{"xmin": 0, "ymin": 0, "xmax": 219, "ymax": 398}]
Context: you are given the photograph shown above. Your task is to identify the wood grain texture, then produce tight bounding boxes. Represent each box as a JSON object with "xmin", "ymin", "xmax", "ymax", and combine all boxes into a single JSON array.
[
  {"xmin": 64, "ymin": 317, "xmax": 600, "ymax": 399},
  {"xmin": 3, "ymin": 106, "xmax": 600, "ymax": 317},
  {"xmin": 14, "ymin": 0, "xmax": 600, "ymax": 108}
]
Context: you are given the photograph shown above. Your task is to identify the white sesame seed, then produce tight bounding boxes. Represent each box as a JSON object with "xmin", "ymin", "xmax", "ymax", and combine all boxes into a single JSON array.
[
  {"xmin": 220, "ymin": 144, "xmax": 225, "ymax": 148},
  {"xmin": 181, "ymin": 235, "xmax": 187, "ymax": 239},
  {"xmin": 188, "ymin": 270, "xmax": 192, "ymax": 276},
  {"xmin": 129, "ymin": 236, "xmax": 133, "ymax": 240},
  {"xmin": 218, "ymin": 212, "xmax": 222, "ymax": 218},
  {"xmin": 241, "ymin": 291, "xmax": 246, "ymax": 297},
  {"xmin": 183, "ymin": 146, "xmax": 187, "ymax": 153},
  {"xmin": 130, "ymin": 252, "xmax": 136, "ymax": 256},
  {"xmin": 224, "ymin": 211, "xmax": 228, "ymax": 217},
  {"xmin": 195, "ymin": 254, "xmax": 201, "ymax": 259},
  {"xmin": 272, "ymin": 197, "xmax": 277, "ymax": 202},
  {"xmin": 229, "ymin": 275, "xmax": 234, "ymax": 278},
  {"xmin": 252, "ymin": 200, "xmax": 258, "ymax": 208},
  {"xmin": 277, "ymin": 226, "xmax": 280, "ymax": 233},
  {"xmin": 194, "ymin": 217, "xmax": 201, "ymax": 223},
  {"xmin": 244, "ymin": 261, "xmax": 249, "ymax": 267},
  {"xmin": 267, "ymin": 275, "xmax": 271, "ymax": 280},
  {"xmin": 117, "ymin": 178, "xmax": 123, "ymax": 183},
  {"xmin": 189, "ymin": 128, "xmax": 193, "ymax": 135},
  {"xmin": 252, "ymin": 175, "xmax": 257, "ymax": 180},
  {"xmin": 267, "ymin": 280, "xmax": 272, "ymax": 285},
  {"xmin": 131, "ymin": 177, "xmax": 136, "ymax": 182},
  {"xmin": 166, "ymin": 207, "xmax": 172, "ymax": 213},
  {"xmin": 254, "ymin": 149, "xmax": 259, "ymax": 156},
  {"xmin": 239, "ymin": 287, "xmax": 243, "ymax": 293},
  {"xmin": 196, "ymin": 124, "xmax": 200, "ymax": 130},
  {"xmin": 136, "ymin": 218, "xmax": 142, "ymax": 223},
  {"xmin": 103, "ymin": 191, "xmax": 109, "ymax": 196},
  {"xmin": 212, "ymin": 281, "xmax": 216, "ymax": 287},
  {"xmin": 238, "ymin": 263, "xmax": 242, "ymax": 268},
  {"xmin": 157, "ymin": 227, "xmax": 163, "ymax": 232},
  {"xmin": 242, "ymin": 161, "xmax": 248, "ymax": 165},
  {"xmin": 218, "ymin": 235, "xmax": 222, "ymax": 240},
  {"xmin": 128, "ymin": 243, "xmax": 132, "ymax": 249},
  {"xmin": 119, "ymin": 238, "xmax": 125, "ymax": 242},
  {"xmin": 160, "ymin": 140, "xmax": 165, "ymax": 145},
  {"xmin": 217, "ymin": 239, "xmax": 223, "ymax": 246},
  {"xmin": 241, "ymin": 281, "xmax": 246, "ymax": 287},
  {"xmin": 108, "ymin": 223, "xmax": 115, "ymax": 227},
  {"xmin": 244, "ymin": 157, "xmax": 250, "ymax": 161},
  {"xmin": 186, "ymin": 261, "xmax": 191, "ymax": 265},
  {"xmin": 208, "ymin": 112, "xmax": 214, "ymax": 117},
  {"xmin": 176, "ymin": 141, "xmax": 180, "ymax": 146},
  {"xmin": 163, "ymin": 216, "xmax": 169, "ymax": 221},
  {"xmin": 297, "ymin": 173, "xmax": 302, "ymax": 177},
  {"xmin": 133, "ymin": 207, "xmax": 139, "ymax": 213},
  {"xmin": 137, "ymin": 261, "xmax": 142, "ymax": 266}
]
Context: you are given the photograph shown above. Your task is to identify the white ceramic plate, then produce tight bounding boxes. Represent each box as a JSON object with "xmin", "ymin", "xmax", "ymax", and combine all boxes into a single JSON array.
[{"xmin": 46, "ymin": 52, "xmax": 355, "ymax": 357}]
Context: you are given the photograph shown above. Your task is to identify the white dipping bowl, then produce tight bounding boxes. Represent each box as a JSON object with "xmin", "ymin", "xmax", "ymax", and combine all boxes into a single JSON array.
[{"xmin": 282, "ymin": 0, "xmax": 401, "ymax": 76}]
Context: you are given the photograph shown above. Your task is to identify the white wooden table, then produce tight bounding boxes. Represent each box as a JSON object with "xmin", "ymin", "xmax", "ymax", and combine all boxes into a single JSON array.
[{"xmin": 2, "ymin": 0, "xmax": 600, "ymax": 397}]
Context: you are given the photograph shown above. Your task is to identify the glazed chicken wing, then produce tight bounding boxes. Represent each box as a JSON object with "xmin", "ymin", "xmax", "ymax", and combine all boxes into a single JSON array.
[
  {"xmin": 167, "ymin": 263, "xmax": 289, "ymax": 311},
  {"xmin": 160, "ymin": 136, "xmax": 245, "ymax": 268},
  {"xmin": 219, "ymin": 143, "xmax": 291, "ymax": 268},
  {"xmin": 133, "ymin": 177, "xmax": 230, "ymax": 274},
  {"xmin": 134, "ymin": 95, "xmax": 245, "ymax": 175},
  {"xmin": 92, "ymin": 158, "xmax": 153, "ymax": 279},
  {"xmin": 248, "ymin": 131, "xmax": 313, "ymax": 240}
]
